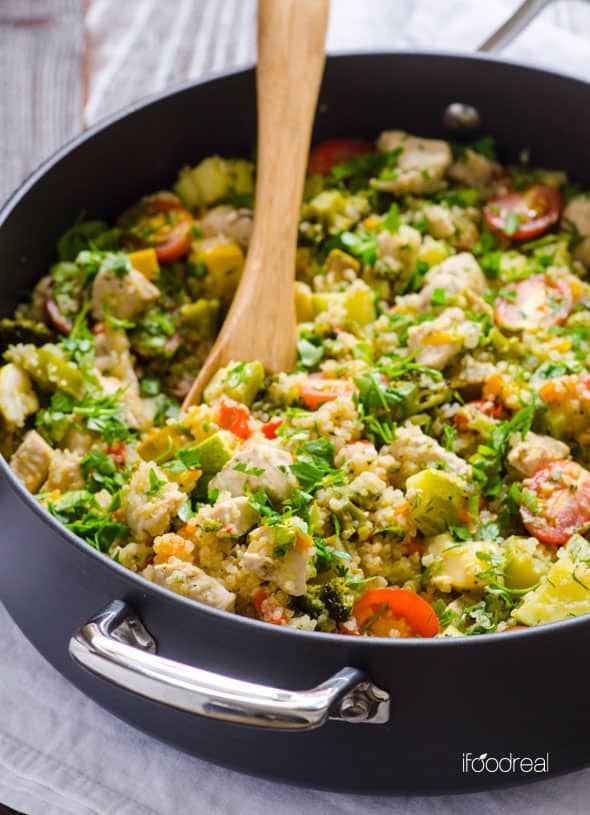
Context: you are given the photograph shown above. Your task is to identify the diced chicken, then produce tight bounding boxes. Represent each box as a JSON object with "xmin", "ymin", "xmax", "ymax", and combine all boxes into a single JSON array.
[
  {"xmin": 198, "ymin": 495, "xmax": 259, "ymax": 537},
  {"xmin": 407, "ymin": 307, "xmax": 481, "ymax": 370},
  {"xmin": 210, "ymin": 441, "xmax": 296, "ymax": 504},
  {"xmin": 242, "ymin": 525, "xmax": 316, "ymax": 596},
  {"xmin": 562, "ymin": 196, "xmax": 590, "ymax": 266},
  {"xmin": 43, "ymin": 449, "xmax": 84, "ymax": 492},
  {"xmin": 94, "ymin": 326, "xmax": 139, "ymax": 389},
  {"xmin": 448, "ymin": 148, "xmax": 500, "ymax": 188},
  {"xmin": 383, "ymin": 423, "xmax": 472, "ymax": 486},
  {"xmin": 198, "ymin": 205, "xmax": 253, "ymax": 250},
  {"xmin": 420, "ymin": 206, "xmax": 479, "ymax": 252},
  {"xmin": 143, "ymin": 557, "xmax": 236, "ymax": 611},
  {"xmin": 62, "ymin": 423, "xmax": 94, "ymax": 455},
  {"xmin": 99, "ymin": 375, "xmax": 152, "ymax": 432},
  {"xmin": 419, "ymin": 253, "xmax": 486, "ymax": 308},
  {"xmin": 0, "ymin": 363, "xmax": 38, "ymax": 428},
  {"xmin": 449, "ymin": 354, "xmax": 498, "ymax": 392},
  {"xmin": 9, "ymin": 430, "xmax": 54, "ymax": 493},
  {"xmin": 125, "ymin": 462, "xmax": 185, "ymax": 543},
  {"xmin": 373, "ymin": 131, "xmax": 452, "ymax": 195},
  {"xmin": 377, "ymin": 224, "xmax": 421, "ymax": 277},
  {"xmin": 91, "ymin": 264, "xmax": 160, "ymax": 321},
  {"xmin": 507, "ymin": 432, "xmax": 570, "ymax": 478},
  {"xmin": 112, "ymin": 541, "xmax": 153, "ymax": 572}
]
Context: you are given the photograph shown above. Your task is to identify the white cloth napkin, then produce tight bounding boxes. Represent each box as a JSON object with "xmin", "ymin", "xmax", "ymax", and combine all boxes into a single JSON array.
[{"xmin": 3, "ymin": 2, "xmax": 590, "ymax": 813}]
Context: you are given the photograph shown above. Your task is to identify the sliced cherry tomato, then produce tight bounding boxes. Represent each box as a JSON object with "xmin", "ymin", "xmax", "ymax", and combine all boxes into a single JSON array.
[
  {"xmin": 495, "ymin": 274, "xmax": 573, "ymax": 332},
  {"xmin": 118, "ymin": 193, "xmax": 193, "ymax": 263},
  {"xmin": 484, "ymin": 185, "xmax": 561, "ymax": 241},
  {"xmin": 520, "ymin": 460, "xmax": 590, "ymax": 545},
  {"xmin": 454, "ymin": 399, "xmax": 505, "ymax": 429},
  {"xmin": 405, "ymin": 538, "xmax": 424, "ymax": 557},
  {"xmin": 308, "ymin": 138, "xmax": 373, "ymax": 176},
  {"xmin": 252, "ymin": 589, "xmax": 288, "ymax": 625},
  {"xmin": 261, "ymin": 417, "xmax": 284, "ymax": 439},
  {"xmin": 219, "ymin": 402, "xmax": 252, "ymax": 439},
  {"xmin": 353, "ymin": 587, "xmax": 439, "ymax": 638},
  {"xmin": 299, "ymin": 378, "xmax": 357, "ymax": 410}
]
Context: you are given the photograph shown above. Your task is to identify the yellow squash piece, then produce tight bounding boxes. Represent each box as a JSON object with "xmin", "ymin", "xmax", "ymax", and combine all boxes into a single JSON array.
[
  {"xmin": 406, "ymin": 468, "xmax": 469, "ymax": 536},
  {"xmin": 128, "ymin": 248, "xmax": 160, "ymax": 281}
]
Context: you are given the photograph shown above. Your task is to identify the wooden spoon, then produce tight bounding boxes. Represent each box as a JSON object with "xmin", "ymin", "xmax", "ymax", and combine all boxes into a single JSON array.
[{"xmin": 182, "ymin": 0, "xmax": 330, "ymax": 410}]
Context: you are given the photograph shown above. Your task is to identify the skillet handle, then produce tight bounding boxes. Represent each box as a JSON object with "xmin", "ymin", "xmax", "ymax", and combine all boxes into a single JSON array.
[
  {"xmin": 478, "ymin": 0, "xmax": 569, "ymax": 54},
  {"xmin": 69, "ymin": 601, "xmax": 390, "ymax": 731}
]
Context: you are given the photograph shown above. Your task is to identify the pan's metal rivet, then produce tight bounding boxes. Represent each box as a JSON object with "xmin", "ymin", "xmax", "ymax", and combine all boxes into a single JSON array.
[
  {"xmin": 442, "ymin": 102, "xmax": 481, "ymax": 132},
  {"xmin": 339, "ymin": 697, "xmax": 370, "ymax": 721}
]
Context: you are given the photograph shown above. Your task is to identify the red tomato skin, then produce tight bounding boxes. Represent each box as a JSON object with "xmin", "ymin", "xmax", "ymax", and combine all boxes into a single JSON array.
[
  {"xmin": 309, "ymin": 138, "xmax": 373, "ymax": 176},
  {"xmin": 520, "ymin": 460, "xmax": 590, "ymax": 545},
  {"xmin": 218, "ymin": 402, "xmax": 252, "ymax": 439},
  {"xmin": 494, "ymin": 274, "xmax": 573, "ymax": 332},
  {"xmin": 118, "ymin": 195, "xmax": 193, "ymax": 263},
  {"xmin": 484, "ymin": 185, "xmax": 561, "ymax": 241},
  {"xmin": 261, "ymin": 418, "xmax": 284, "ymax": 439},
  {"xmin": 454, "ymin": 400, "xmax": 504, "ymax": 429},
  {"xmin": 353, "ymin": 587, "xmax": 439, "ymax": 638}
]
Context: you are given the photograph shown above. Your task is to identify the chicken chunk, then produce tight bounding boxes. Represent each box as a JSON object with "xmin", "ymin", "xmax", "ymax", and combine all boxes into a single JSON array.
[
  {"xmin": 373, "ymin": 131, "xmax": 452, "ymax": 195},
  {"xmin": 99, "ymin": 375, "xmax": 152, "ymax": 431},
  {"xmin": 43, "ymin": 449, "xmax": 84, "ymax": 492},
  {"xmin": 242, "ymin": 525, "xmax": 316, "ymax": 596},
  {"xmin": 377, "ymin": 224, "xmax": 421, "ymax": 277},
  {"xmin": 91, "ymin": 264, "xmax": 160, "ymax": 321},
  {"xmin": 143, "ymin": 557, "xmax": 236, "ymax": 611},
  {"xmin": 419, "ymin": 253, "xmax": 486, "ymax": 308},
  {"xmin": 562, "ymin": 195, "xmax": 590, "ymax": 267},
  {"xmin": 0, "ymin": 363, "xmax": 38, "ymax": 428},
  {"xmin": 10, "ymin": 430, "xmax": 54, "ymax": 493},
  {"xmin": 406, "ymin": 307, "xmax": 481, "ymax": 370},
  {"xmin": 94, "ymin": 325, "xmax": 139, "ymax": 389},
  {"xmin": 198, "ymin": 205, "xmax": 253, "ymax": 250},
  {"xmin": 210, "ymin": 441, "xmax": 296, "ymax": 504},
  {"xmin": 125, "ymin": 462, "xmax": 186, "ymax": 543},
  {"xmin": 198, "ymin": 495, "xmax": 259, "ymax": 537},
  {"xmin": 383, "ymin": 423, "xmax": 472, "ymax": 486},
  {"xmin": 507, "ymin": 432, "xmax": 570, "ymax": 478},
  {"xmin": 448, "ymin": 148, "xmax": 500, "ymax": 188}
]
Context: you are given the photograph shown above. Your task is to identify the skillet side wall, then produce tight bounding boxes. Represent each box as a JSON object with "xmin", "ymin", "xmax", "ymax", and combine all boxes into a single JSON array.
[{"xmin": 1, "ymin": 54, "xmax": 590, "ymax": 793}]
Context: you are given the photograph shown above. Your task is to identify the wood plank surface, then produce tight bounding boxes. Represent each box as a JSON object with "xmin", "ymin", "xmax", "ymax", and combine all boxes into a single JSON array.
[
  {"xmin": 1, "ymin": 0, "xmax": 590, "ymax": 207},
  {"xmin": 0, "ymin": 0, "xmax": 84, "ymax": 202}
]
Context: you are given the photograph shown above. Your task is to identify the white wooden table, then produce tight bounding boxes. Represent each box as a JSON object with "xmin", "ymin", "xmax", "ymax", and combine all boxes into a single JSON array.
[{"xmin": 1, "ymin": 0, "xmax": 589, "ymax": 206}]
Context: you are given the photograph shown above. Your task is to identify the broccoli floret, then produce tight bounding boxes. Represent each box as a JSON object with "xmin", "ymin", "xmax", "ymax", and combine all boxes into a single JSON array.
[{"xmin": 295, "ymin": 577, "xmax": 354, "ymax": 624}]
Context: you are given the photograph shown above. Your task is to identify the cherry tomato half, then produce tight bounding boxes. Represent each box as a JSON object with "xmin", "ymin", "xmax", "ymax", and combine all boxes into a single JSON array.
[
  {"xmin": 261, "ymin": 417, "xmax": 284, "ymax": 439},
  {"xmin": 495, "ymin": 274, "xmax": 573, "ymax": 332},
  {"xmin": 353, "ymin": 587, "xmax": 439, "ymax": 638},
  {"xmin": 118, "ymin": 193, "xmax": 193, "ymax": 263},
  {"xmin": 484, "ymin": 185, "xmax": 561, "ymax": 241},
  {"xmin": 520, "ymin": 460, "xmax": 590, "ymax": 545},
  {"xmin": 299, "ymin": 378, "xmax": 357, "ymax": 410},
  {"xmin": 308, "ymin": 138, "xmax": 374, "ymax": 176}
]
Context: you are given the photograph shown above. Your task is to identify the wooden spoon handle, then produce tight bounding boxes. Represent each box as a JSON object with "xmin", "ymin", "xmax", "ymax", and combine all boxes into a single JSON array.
[
  {"xmin": 251, "ymin": 0, "xmax": 330, "ymax": 287},
  {"xmin": 182, "ymin": 0, "xmax": 329, "ymax": 410}
]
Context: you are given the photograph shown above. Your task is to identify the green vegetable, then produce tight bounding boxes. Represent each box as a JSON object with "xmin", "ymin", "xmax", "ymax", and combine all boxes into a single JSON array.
[
  {"xmin": 180, "ymin": 299, "xmax": 220, "ymax": 339},
  {"xmin": 291, "ymin": 438, "xmax": 345, "ymax": 493},
  {"xmin": 295, "ymin": 577, "xmax": 355, "ymax": 624},
  {"xmin": 406, "ymin": 469, "xmax": 470, "ymax": 536},
  {"xmin": 174, "ymin": 156, "xmax": 254, "ymax": 209},
  {"xmin": 203, "ymin": 360, "xmax": 265, "ymax": 406},
  {"xmin": 0, "ymin": 318, "xmax": 52, "ymax": 353},
  {"xmin": 80, "ymin": 450, "xmax": 130, "ymax": 494},
  {"xmin": 190, "ymin": 432, "xmax": 233, "ymax": 474},
  {"xmin": 6, "ymin": 343, "xmax": 86, "ymax": 399},
  {"xmin": 311, "ymin": 280, "xmax": 376, "ymax": 326},
  {"xmin": 57, "ymin": 219, "xmax": 117, "ymax": 261}
]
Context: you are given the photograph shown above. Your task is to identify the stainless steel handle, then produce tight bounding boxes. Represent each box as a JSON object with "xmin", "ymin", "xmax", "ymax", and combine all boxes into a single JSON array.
[
  {"xmin": 69, "ymin": 601, "xmax": 390, "ymax": 731},
  {"xmin": 478, "ymin": 0, "xmax": 575, "ymax": 54}
]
